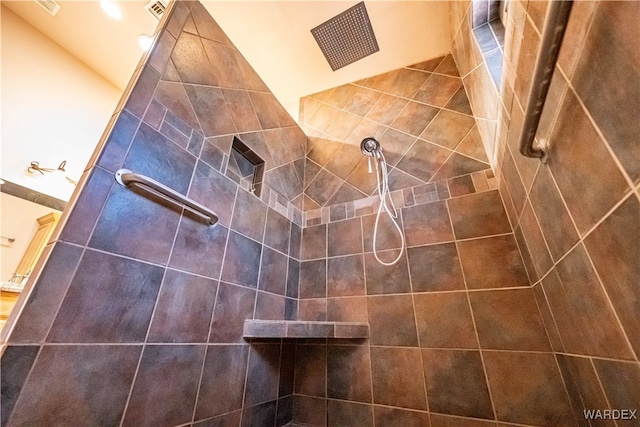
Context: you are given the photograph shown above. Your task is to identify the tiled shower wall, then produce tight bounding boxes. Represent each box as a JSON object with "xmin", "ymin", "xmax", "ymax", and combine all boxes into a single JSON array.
[
  {"xmin": 292, "ymin": 54, "xmax": 578, "ymax": 426},
  {"xmin": 452, "ymin": 0, "xmax": 640, "ymax": 422},
  {"xmin": 1, "ymin": 2, "xmax": 304, "ymax": 425}
]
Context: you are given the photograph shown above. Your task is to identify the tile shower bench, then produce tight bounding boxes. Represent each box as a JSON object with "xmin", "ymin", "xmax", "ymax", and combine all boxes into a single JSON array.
[{"xmin": 243, "ymin": 320, "xmax": 369, "ymax": 339}]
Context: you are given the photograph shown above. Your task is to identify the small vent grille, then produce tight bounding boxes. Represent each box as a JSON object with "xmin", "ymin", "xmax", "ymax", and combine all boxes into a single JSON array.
[
  {"xmin": 144, "ymin": 0, "xmax": 166, "ymax": 21},
  {"xmin": 35, "ymin": 0, "xmax": 61, "ymax": 16},
  {"xmin": 311, "ymin": 1, "xmax": 379, "ymax": 71}
]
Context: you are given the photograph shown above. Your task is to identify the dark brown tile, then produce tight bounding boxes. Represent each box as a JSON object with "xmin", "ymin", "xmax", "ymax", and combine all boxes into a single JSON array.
[
  {"xmin": 327, "ymin": 296, "xmax": 368, "ymax": 323},
  {"xmin": 377, "ymin": 128, "xmax": 419, "ymax": 167},
  {"xmin": 387, "ymin": 68, "xmax": 431, "ymax": 99},
  {"xmin": 514, "ymin": 19, "xmax": 541, "ymax": 107},
  {"xmin": 408, "ymin": 243, "xmax": 465, "ymax": 292},
  {"xmin": 293, "ymin": 395, "xmax": 327, "ymax": 426},
  {"xmin": 305, "ymin": 168, "xmax": 343, "ymax": 207},
  {"xmin": 371, "ymin": 347, "xmax": 427, "ymax": 410},
  {"xmin": 414, "ymin": 74, "xmax": 463, "ymax": 107},
  {"xmin": 519, "ymin": 201, "xmax": 553, "ymax": 279},
  {"xmin": 0, "ymin": 345, "xmax": 40, "ymax": 426},
  {"xmin": 556, "ymin": 355, "xmax": 613, "ymax": 427},
  {"xmin": 254, "ymin": 292, "xmax": 285, "ymax": 320},
  {"xmin": 325, "ymin": 83, "xmax": 359, "ymax": 108},
  {"xmin": 8, "ymin": 345, "xmax": 140, "ymax": 425},
  {"xmin": 532, "ymin": 283, "xmax": 564, "ymax": 352},
  {"xmin": 48, "ymin": 250, "xmax": 163, "ymax": 343},
  {"xmin": 241, "ymin": 400, "xmax": 277, "ymax": 427},
  {"xmin": 430, "ymin": 413, "xmax": 496, "ymax": 427},
  {"xmin": 89, "ymin": 186, "xmax": 181, "ymax": 266},
  {"xmin": 457, "ymin": 235, "xmax": 530, "ymax": 289},
  {"xmin": 193, "ymin": 410, "xmax": 242, "ymax": 427},
  {"xmin": 448, "ymin": 175, "xmax": 475, "ymax": 197},
  {"xmin": 209, "ymin": 282, "xmax": 255, "ymax": 343},
  {"xmin": 573, "ymin": 1, "xmax": 640, "ymax": 181},
  {"xmin": 584, "ymin": 196, "xmax": 640, "ymax": 356},
  {"xmin": 297, "ymin": 298, "xmax": 327, "ymax": 321},
  {"xmin": 529, "ymin": 165, "xmax": 579, "ymax": 261},
  {"xmin": 328, "ymin": 400, "xmax": 373, "ymax": 427},
  {"xmin": 259, "ymin": 247, "xmax": 288, "ymax": 295},
  {"xmin": 148, "ymin": 270, "xmax": 217, "ymax": 343},
  {"xmin": 125, "ymin": 65, "xmax": 161, "ymax": 119},
  {"xmin": 290, "ymin": 223, "xmax": 301, "ymax": 259},
  {"xmin": 367, "ymin": 295, "xmax": 418, "ymax": 346},
  {"xmin": 325, "ymin": 111, "xmax": 362, "ymax": 142},
  {"xmin": 195, "ymin": 344, "xmax": 249, "ymax": 419},
  {"xmin": 189, "ymin": 2, "xmax": 232, "ymax": 45},
  {"xmin": 184, "ymin": 84, "xmax": 236, "ymax": 137},
  {"xmin": 327, "ymin": 344, "xmax": 372, "ymax": 402},
  {"xmin": 430, "ymin": 152, "xmax": 490, "ymax": 182},
  {"xmin": 327, "ymin": 255, "xmax": 365, "ymax": 297},
  {"xmin": 221, "ymin": 231, "xmax": 262, "ymax": 288},
  {"xmin": 437, "ymin": 55, "xmax": 461, "ymax": 77},
  {"xmin": 391, "ymin": 102, "xmax": 440, "ymax": 138},
  {"xmin": 555, "ymin": 244, "xmax": 635, "ymax": 360},
  {"xmin": 470, "ymin": 288, "xmax": 551, "ymax": 351},
  {"xmin": 200, "ymin": 39, "xmax": 242, "ymax": 89},
  {"xmin": 9, "ymin": 243, "xmax": 83, "ymax": 343},
  {"xmin": 414, "ymin": 292, "xmax": 477, "ymax": 349},
  {"xmin": 188, "ymin": 160, "xmax": 238, "ymax": 227},
  {"xmin": 365, "ymin": 93, "xmax": 408, "ymax": 125},
  {"xmin": 447, "ymin": 190, "xmax": 511, "ymax": 239},
  {"xmin": 122, "ymin": 345, "xmax": 205, "ymax": 426},
  {"xmin": 328, "ymin": 217, "xmax": 362, "ymax": 256},
  {"xmin": 153, "ymin": 80, "xmax": 200, "ymax": 130},
  {"xmin": 592, "ymin": 359, "xmax": 640, "ymax": 416},
  {"xmin": 548, "ymin": 90, "xmax": 630, "ymax": 235},
  {"xmin": 277, "ymin": 343, "xmax": 295, "ymax": 397},
  {"xmin": 362, "ymin": 69, "xmax": 401, "ymax": 92},
  {"xmin": 344, "ymin": 86, "xmax": 382, "ymax": 116},
  {"xmin": 170, "ymin": 32, "xmax": 218, "ymax": 86},
  {"xmin": 455, "ymin": 126, "xmax": 489, "ymax": 163},
  {"xmin": 423, "ymin": 349, "xmax": 494, "ymax": 419},
  {"xmin": 362, "ymin": 212, "xmax": 404, "ymax": 252},
  {"xmin": 483, "ymin": 351, "xmax": 575, "ymax": 426},
  {"xmin": 395, "ymin": 139, "xmax": 452, "ymax": 183},
  {"xmin": 230, "ymin": 190, "xmax": 267, "ymax": 242},
  {"xmin": 264, "ymin": 208, "xmax": 290, "ymax": 254},
  {"xmin": 244, "ymin": 343, "xmax": 281, "ymax": 406},
  {"xmin": 294, "ymin": 344, "xmax": 326, "ymax": 397},
  {"xmin": 421, "ymin": 110, "xmax": 476, "ymax": 150},
  {"xmin": 364, "ymin": 250, "xmax": 411, "ymax": 295},
  {"xmin": 402, "ymin": 201, "xmax": 454, "ymax": 246},
  {"xmin": 299, "ymin": 260, "xmax": 326, "ymax": 299},
  {"xmin": 374, "ymin": 406, "xmax": 431, "ymax": 427},
  {"xmin": 97, "ymin": 110, "xmax": 141, "ymax": 173},
  {"xmin": 286, "ymin": 258, "xmax": 300, "ymax": 299},
  {"xmin": 444, "ymin": 86, "xmax": 473, "ymax": 115},
  {"xmin": 169, "ymin": 216, "xmax": 228, "ymax": 279}
]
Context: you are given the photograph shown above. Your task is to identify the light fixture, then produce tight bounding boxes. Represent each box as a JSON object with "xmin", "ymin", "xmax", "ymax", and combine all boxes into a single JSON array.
[
  {"xmin": 27, "ymin": 160, "xmax": 77, "ymax": 185},
  {"xmin": 100, "ymin": 0, "xmax": 122, "ymax": 20},
  {"xmin": 137, "ymin": 34, "xmax": 154, "ymax": 52}
]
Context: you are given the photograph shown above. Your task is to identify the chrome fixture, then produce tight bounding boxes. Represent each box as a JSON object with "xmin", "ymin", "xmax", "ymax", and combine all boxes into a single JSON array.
[{"xmin": 361, "ymin": 137, "xmax": 405, "ymax": 266}]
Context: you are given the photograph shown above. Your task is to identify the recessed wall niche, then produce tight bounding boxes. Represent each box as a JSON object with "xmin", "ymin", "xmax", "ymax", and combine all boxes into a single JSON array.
[{"xmin": 225, "ymin": 136, "xmax": 265, "ymax": 197}]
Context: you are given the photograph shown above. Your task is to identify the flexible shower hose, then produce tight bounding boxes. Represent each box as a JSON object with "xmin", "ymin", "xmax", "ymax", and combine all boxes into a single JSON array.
[{"xmin": 370, "ymin": 150, "xmax": 405, "ymax": 266}]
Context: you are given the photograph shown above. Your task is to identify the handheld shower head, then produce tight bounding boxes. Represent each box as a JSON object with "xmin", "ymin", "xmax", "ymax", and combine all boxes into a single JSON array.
[{"xmin": 361, "ymin": 137, "xmax": 381, "ymax": 157}]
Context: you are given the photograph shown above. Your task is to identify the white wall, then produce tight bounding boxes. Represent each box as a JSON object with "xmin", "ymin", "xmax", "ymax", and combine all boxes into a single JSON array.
[
  {"xmin": 0, "ymin": 5, "xmax": 122, "ymax": 201},
  {"xmin": 0, "ymin": 193, "xmax": 61, "ymax": 282}
]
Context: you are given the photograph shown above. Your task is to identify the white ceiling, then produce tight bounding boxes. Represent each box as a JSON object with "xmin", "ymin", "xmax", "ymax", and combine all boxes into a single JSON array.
[{"xmin": 2, "ymin": 0, "xmax": 452, "ymax": 111}]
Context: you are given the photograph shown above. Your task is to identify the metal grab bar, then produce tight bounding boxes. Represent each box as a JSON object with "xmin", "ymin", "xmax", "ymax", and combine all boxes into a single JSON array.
[
  {"xmin": 115, "ymin": 169, "xmax": 218, "ymax": 226},
  {"xmin": 519, "ymin": 0, "xmax": 573, "ymax": 160}
]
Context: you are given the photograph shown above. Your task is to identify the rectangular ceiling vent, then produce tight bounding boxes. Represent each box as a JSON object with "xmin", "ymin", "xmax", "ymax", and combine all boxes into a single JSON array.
[
  {"xmin": 35, "ymin": 0, "xmax": 61, "ymax": 16},
  {"xmin": 311, "ymin": 1, "xmax": 379, "ymax": 71},
  {"xmin": 144, "ymin": 0, "xmax": 167, "ymax": 21}
]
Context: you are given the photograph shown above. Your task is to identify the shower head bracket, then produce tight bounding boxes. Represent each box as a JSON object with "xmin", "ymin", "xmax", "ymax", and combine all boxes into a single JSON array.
[{"xmin": 361, "ymin": 137, "xmax": 381, "ymax": 157}]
